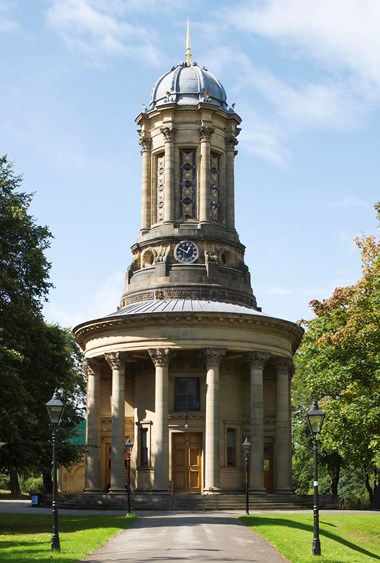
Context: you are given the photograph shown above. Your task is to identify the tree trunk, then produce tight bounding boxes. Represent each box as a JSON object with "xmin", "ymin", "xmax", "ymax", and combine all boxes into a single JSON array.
[
  {"xmin": 330, "ymin": 457, "xmax": 341, "ymax": 495},
  {"xmin": 371, "ymin": 468, "xmax": 380, "ymax": 510},
  {"xmin": 364, "ymin": 466, "xmax": 373, "ymax": 505},
  {"xmin": 9, "ymin": 469, "xmax": 21, "ymax": 497},
  {"xmin": 42, "ymin": 468, "xmax": 53, "ymax": 494}
]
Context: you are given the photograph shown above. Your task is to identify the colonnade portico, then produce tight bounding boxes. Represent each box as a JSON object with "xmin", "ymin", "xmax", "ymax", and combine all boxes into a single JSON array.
[{"xmin": 82, "ymin": 341, "xmax": 295, "ymax": 496}]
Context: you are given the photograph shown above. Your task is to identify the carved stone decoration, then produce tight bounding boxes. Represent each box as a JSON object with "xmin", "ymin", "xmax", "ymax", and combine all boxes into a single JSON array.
[
  {"xmin": 83, "ymin": 357, "xmax": 103, "ymax": 381},
  {"xmin": 199, "ymin": 126, "xmax": 214, "ymax": 143},
  {"xmin": 225, "ymin": 136, "xmax": 239, "ymax": 151},
  {"xmin": 210, "ymin": 152, "xmax": 220, "ymax": 222},
  {"xmin": 161, "ymin": 126, "xmax": 176, "ymax": 142},
  {"xmin": 154, "ymin": 245, "xmax": 169, "ymax": 263},
  {"xmin": 138, "ymin": 133, "xmax": 152, "ymax": 152},
  {"xmin": 274, "ymin": 356, "xmax": 295, "ymax": 377},
  {"xmin": 156, "ymin": 154, "xmax": 165, "ymax": 222},
  {"xmin": 180, "ymin": 149, "xmax": 196, "ymax": 219},
  {"xmin": 205, "ymin": 250, "xmax": 218, "ymax": 263},
  {"xmin": 104, "ymin": 351, "xmax": 125, "ymax": 371},
  {"xmin": 202, "ymin": 348, "xmax": 226, "ymax": 368},
  {"xmin": 246, "ymin": 351, "xmax": 271, "ymax": 370},
  {"xmin": 148, "ymin": 348, "xmax": 171, "ymax": 367}
]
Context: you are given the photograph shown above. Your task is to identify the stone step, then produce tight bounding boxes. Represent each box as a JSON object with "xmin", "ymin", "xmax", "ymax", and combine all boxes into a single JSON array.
[{"xmin": 58, "ymin": 492, "xmax": 334, "ymax": 512}]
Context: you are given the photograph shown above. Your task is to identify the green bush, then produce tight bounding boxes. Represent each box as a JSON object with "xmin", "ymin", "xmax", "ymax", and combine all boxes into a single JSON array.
[
  {"xmin": 0, "ymin": 474, "xmax": 10, "ymax": 490},
  {"xmin": 21, "ymin": 477, "xmax": 44, "ymax": 494}
]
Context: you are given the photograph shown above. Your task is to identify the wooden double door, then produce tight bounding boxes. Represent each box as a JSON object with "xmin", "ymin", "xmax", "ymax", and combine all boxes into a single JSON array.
[{"xmin": 172, "ymin": 432, "xmax": 202, "ymax": 493}]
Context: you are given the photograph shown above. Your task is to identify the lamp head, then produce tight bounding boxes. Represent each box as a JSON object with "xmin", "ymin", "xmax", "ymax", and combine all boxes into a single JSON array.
[
  {"xmin": 242, "ymin": 437, "xmax": 252, "ymax": 460},
  {"xmin": 306, "ymin": 398, "xmax": 325, "ymax": 437},
  {"xmin": 46, "ymin": 390, "xmax": 64, "ymax": 426},
  {"xmin": 124, "ymin": 436, "xmax": 133, "ymax": 455}
]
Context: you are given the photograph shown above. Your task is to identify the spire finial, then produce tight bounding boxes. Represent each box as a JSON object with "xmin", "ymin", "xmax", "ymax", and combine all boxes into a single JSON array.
[{"xmin": 186, "ymin": 19, "xmax": 192, "ymax": 67}]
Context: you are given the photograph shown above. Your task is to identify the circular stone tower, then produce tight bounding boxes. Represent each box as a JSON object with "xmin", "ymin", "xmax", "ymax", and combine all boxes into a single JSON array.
[{"xmin": 74, "ymin": 40, "xmax": 303, "ymax": 502}]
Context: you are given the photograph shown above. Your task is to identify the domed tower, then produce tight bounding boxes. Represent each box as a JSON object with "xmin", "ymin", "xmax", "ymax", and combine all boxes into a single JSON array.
[
  {"xmin": 122, "ymin": 45, "xmax": 255, "ymax": 309},
  {"xmin": 74, "ymin": 30, "xmax": 303, "ymax": 505}
]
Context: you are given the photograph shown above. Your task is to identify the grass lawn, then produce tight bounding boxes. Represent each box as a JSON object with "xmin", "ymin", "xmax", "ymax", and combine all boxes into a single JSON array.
[
  {"xmin": 0, "ymin": 513, "xmax": 136, "ymax": 562},
  {"xmin": 240, "ymin": 513, "xmax": 380, "ymax": 562}
]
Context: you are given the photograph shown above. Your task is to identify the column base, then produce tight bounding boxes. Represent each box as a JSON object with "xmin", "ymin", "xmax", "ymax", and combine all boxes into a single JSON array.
[
  {"xmin": 203, "ymin": 487, "xmax": 221, "ymax": 494},
  {"xmin": 108, "ymin": 489, "xmax": 128, "ymax": 495}
]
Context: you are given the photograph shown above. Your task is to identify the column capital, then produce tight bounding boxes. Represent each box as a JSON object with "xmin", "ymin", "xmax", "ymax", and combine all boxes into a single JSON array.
[
  {"xmin": 203, "ymin": 348, "xmax": 226, "ymax": 368},
  {"xmin": 274, "ymin": 356, "xmax": 295, "ymax": 376},
  {"xmin": 161, "ymin": 126, "xmax": 176, "ymax": 142},
  {"xmin": 149, "ymin": 348, "xmax": 171, "ymax": 367},
  {"xmin": 199, "ymin": 126, "xmax": 214, "ymax": 143},
  {"xmin": 83, "ymin": 357, "xmax": 102, "ymax": 380},
  {"xmin": 104, "ymin": 351, "xmax": 125, "ymax": 371},
  {"xmin": 246, "ymin": 351, "xmax": 271, "ymax": 370},
  {"xmin": 138, "ymin": 132, "xmax": 152, "ymax": 152},
  {"xmin": 225, "ymin": 135, "xmax": 239, "ymax": 151}
]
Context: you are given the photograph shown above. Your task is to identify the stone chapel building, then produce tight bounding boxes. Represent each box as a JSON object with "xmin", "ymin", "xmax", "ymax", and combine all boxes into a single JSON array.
[{"xmin": 72, "ymin": 38, "xmax": 303, "ymax": 501}]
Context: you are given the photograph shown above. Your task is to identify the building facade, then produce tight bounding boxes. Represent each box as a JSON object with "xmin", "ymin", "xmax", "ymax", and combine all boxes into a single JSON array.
[{"xmin": 73, "ymin": 44, "xmax": 303, "ymax": 498}]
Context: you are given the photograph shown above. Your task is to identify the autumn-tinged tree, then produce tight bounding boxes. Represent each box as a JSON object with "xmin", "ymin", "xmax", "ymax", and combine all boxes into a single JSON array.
[
  {"xmin": 293, "ymin": 203, "xmax": 380, "ymax": 508},
  {"xmin": 0, "ymin": 155, "xmax": 85, "ymax": 495}
]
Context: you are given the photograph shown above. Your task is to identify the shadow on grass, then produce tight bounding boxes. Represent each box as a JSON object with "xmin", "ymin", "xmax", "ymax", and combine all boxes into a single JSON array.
[
  {"xmin": 240, "ymin": 516, "xmax": 380, "ymax": 561},
  {"xmin": 0, "ymin": 513, "xmax": 132, "ymax": 535}
]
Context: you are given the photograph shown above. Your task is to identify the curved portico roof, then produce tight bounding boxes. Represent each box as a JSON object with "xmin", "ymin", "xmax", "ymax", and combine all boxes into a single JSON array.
[
  {"xmin": 74, "ymin": 299, "xmax": 303, "ymax": 353},
  {"xmin": 105, "ymin": 299, "xmax": 267, "ymax": 318}
]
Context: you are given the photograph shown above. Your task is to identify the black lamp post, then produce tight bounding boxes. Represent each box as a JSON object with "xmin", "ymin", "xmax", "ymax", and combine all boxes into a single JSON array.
[
  {"xmin": 124, "ymin": 437, "xmax": 133, "ymax": 515},
  {"xmin": 242, "ymin": 437, "xmax": 252, "ymax": 515},
  {"xmin": 306, "ymin": 399, "xmax": 326, "ymax": 557},
  {"xmin": 46, "ymin": 390, "xmax": 64, "ymax": 552}
]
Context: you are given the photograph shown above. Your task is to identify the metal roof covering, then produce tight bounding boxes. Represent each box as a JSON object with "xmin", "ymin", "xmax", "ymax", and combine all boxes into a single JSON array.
[
  {"xmin": 149, "ymin": 62, "xmax": 230, "ymax": 111},
  {"xmin": 105, "ymin": 299, "xmax": 268, "ymax": 318}
]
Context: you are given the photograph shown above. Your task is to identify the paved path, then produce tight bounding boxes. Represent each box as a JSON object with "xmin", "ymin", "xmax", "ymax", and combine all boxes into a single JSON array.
[{"xmin": 81, "ymin": 511, "xmax": 288, "ymax": 563}]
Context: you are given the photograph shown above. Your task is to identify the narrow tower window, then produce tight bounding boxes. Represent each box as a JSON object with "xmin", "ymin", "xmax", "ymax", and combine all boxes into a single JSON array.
[
  {"xmin": 210, "ymin": 152, "xmax": 220, "ymax": 222},
  {"xmin": 156, "ymin": 153, "xmax": 165, "ymax": 223},
  {"xmin": 180, "ymin": 149, "xmax": 196, "ymax": 219}
]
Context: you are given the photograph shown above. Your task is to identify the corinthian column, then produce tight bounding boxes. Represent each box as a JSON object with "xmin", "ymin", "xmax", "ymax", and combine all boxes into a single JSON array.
[
  {"xmin": 83, "ymin": 358, "xmax": 103, "ymax": 493},
  {"xmin": 199, "ymin": 126, "xmax": 214, "ymax": 223},
  {"xmin": 139, "ymin": 132, "xmax": 152, "ymax": 231},
  {"xmin": 246, "ymin": 351, "xmax": 270, "ymax": 491},
  {"xmin": 275, "ymin": 357, "xmax": 294, "ymax": 492},
  {"xmin": 149, "ymin": 348, "xmax": 171, "ymax": 491},
  {"xmin": 203, "ymin": 348, "xmax": 226, "ymax": 492},
  {"xmin": 105, "ymin": 352, "xmax": 126, "ymax": 494},
  {"xmin": 161, "ymin": 127, "xmax": 176, "ymax": 224},
  {"xmin": 225, "ymin": 135, "xmax": 238, "ymax": 230}
]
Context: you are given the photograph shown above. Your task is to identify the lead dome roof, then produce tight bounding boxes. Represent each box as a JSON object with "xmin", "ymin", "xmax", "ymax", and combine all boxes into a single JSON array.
[{"xmin": 149, "ymin": 61, "xmax": 229, "ymax": 111}]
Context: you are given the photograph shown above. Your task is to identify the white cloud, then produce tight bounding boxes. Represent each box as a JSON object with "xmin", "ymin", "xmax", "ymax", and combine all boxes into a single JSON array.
[
  {"xmin": 226, "ymin": 0, "xmax": 380, "ymax": 90},
  {"xmin": 46, "ymin": 0, "xmax": 165, "ymax": 66},
  {"xmin": 0, "ymin": 0, "xmax": 19, "ymax": 33}
]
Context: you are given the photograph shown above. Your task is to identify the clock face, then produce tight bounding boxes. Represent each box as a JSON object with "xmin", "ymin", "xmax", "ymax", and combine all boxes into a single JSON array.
[{"xmin": 175, "ymin": 241, "xmax": 199, "ymax": 263}]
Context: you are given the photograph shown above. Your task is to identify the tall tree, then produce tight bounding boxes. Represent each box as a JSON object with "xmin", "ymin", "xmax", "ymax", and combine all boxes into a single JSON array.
[
  {"xmin": 293, "ymin": 203, "xmax": 380, "ymax": 508},
  {"xmin": 0, "ymin": 156, "xmax": 85, "ymax": 494}
]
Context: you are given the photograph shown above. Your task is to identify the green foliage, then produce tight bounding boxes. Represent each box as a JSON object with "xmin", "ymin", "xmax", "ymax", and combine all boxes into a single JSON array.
[
  {"xmin": 20, "ymin": 476, "xmax": 44, "ymax": 494},
  {"xmin": 0, "ymin": 474, "xmax": 10, "ymax": 490},
  {"xmin": 292, "ymin": 202, "xmax": 380, "ymax": 506},
  {"xmin": 0, "ymin": 156, "xmax": 85, "ymax": 491}
]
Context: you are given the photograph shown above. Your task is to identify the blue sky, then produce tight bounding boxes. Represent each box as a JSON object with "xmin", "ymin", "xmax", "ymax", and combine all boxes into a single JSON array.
[{"xmin": 1, "ymin": 0, "xmax": 379, "ymax": 328}]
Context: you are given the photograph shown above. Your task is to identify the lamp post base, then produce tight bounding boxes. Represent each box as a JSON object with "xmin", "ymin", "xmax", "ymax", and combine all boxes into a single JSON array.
[{"xmin": 312, "ymin": 538, "xmax": 321, "ymax": 556}]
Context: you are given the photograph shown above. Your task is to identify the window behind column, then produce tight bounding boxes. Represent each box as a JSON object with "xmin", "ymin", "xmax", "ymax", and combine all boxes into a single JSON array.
[
  {"xmin": 140, "ymin": 428, "xmax": 149, "ymax": 467},
  {"xmin": 174, "ymin": 377, "xmax": 200, "ymax": 411},
  {"xmin": 226, "ymin": 428, "xmax": 236, "ymax": 466}
]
